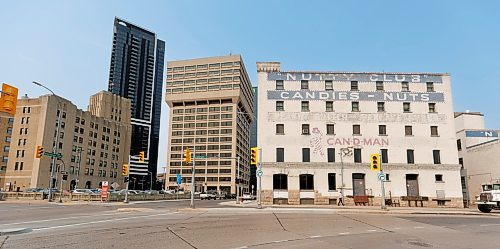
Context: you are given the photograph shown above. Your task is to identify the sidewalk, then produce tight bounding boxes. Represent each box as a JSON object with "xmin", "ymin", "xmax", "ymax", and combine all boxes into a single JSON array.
[{"xmin": 218, "ymin": 200, "xmax": 497, "ymax": 216}]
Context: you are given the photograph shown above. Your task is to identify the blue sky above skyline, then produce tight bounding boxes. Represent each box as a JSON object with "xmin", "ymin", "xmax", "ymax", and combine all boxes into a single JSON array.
[{"xmin": 1, "ymin": 1, "xmax": 499, "ymax": 170}]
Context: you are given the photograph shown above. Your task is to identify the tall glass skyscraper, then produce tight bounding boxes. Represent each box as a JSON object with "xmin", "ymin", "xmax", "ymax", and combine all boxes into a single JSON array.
[{"xmin": 108, "ymin": 17, "xmax": 165, "ymax": 189}]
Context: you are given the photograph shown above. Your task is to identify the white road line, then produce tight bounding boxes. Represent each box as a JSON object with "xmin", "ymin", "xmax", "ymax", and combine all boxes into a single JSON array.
[
  {"xmin": 233, "ymin": 247, "xmax": 248, "ymax": 249},
  {"xmin": 309, "ymin": 235, "xmax": 322, "ymax": 238},
  {"xmin": 272, "ymin": 240, "xmax": 289, "ymax": 243},
  {"xmin": 33, "ymin": 213, "xmax": 173, "ymax": 231},
  {"xmin": 414, "ymin": 226, "xmax": 424, "ymax": 229},
  {"xmin": 480, "ymin": 224, "xmax": 500, "ymax": 227},
  {"xmin": 0, "ymin": 212, "xmax": 119, "ymax": 226},
  {"xmin": 338, "ymin": 232, "xmax": 350, "ymax": 235},
  {"xmin": 367, "ymin": 229, "xmax": 377, "ymax": 232}
]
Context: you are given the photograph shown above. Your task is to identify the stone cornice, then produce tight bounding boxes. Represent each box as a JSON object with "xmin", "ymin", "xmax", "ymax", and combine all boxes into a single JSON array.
[{"xmin": 262, "ymin": 162, "xmax": 460, "ymax": 171}]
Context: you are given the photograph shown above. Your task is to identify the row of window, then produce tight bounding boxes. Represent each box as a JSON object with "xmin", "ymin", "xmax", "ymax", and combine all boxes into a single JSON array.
[
  {"xmin": 172, "ymin": 106, "xmax": 233, "ymax": 114},
  {"xmin": 172, "ymin": 114, "xmax": 233, "ymax": 121},
  {"xmin": 168, "ymin": 177, "xmax": 233, "ymax": 182},
  {"xmin": 170, "ymin": 160, "xmax": 233, "ymax": 166},
  {"xmin": 169, "ymin": 169, "xmax": 233, "ymax": 174},
  {"xmin": 167, "ymin": 61, "xmax": 239, "ymax": 73},
  {"xmin": 272, "ymin": 173, "xmax": 444, "ymax": 190},
  {"xmin": 274, "ymin": 148, "xmax": 442, "ymax": 164},
  {"xmin": 276, "ymin": 124, "xmax": 440, "ymax": 136},
  {"xmin": 167, "ymin": 84, "xmax": 240, "ymax": 94},
  {"xmin": 277, "ymin": 80, "xmax": 435, "ymax": 92},
  {"xmin": 277, "ymin": 101, "xmax": 437, "ymax": 113}
]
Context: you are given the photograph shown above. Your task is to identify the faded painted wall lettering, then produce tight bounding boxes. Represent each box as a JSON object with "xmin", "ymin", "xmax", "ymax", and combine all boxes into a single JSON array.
[
  {"xmin": 267, "ymin": 112, "xmax": 447, "ymax": 124},
  {"xmin": 268, "ymin": 72, "xmax": 443, "ymax": 83},
  {"xmin": 326, "ymin": 137, "xmax": 389, "ymax": 146},
  {"xmin": 268, "ymin": 91, "xmax": 443, "ymax": 102}
]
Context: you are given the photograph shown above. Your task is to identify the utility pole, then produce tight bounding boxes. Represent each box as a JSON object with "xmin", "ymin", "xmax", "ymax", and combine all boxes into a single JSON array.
[
  {"xmin": 257, "ymin": 148, "xmax": 262, "ymax": 209},
  {"xmin": 339, "ymin": 147, "xmax": 353, "ymax": 200},
  {"xmin": 124, "ymin": 155, "xmax": 130, "ymax": 203},
  {"xmin": 190, "ymin": 146, "xmax": 196, "ymax": 209}
]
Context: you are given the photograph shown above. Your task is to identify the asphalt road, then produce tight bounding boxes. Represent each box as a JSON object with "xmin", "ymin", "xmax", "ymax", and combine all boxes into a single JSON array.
[{"xmin": 1, "ymin": 200, "xmax": 500, "ymax": 249}]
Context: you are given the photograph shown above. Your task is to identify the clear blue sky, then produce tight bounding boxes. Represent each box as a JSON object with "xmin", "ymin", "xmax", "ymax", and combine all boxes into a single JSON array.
[{"xmin": 1, "ymin": 1, "xmax": 499, "ymax": 171}]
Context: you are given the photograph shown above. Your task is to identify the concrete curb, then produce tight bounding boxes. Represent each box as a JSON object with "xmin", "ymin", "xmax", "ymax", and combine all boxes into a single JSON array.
[{"xmin": 0, "ymin": 228, "xmax": 32, "ymax": 236}]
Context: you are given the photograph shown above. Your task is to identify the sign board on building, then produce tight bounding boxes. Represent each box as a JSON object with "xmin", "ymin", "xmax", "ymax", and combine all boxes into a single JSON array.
[
  {"xmin": 267, "ymin": 91, "xmax": 444, "ymax": 102},
  {"xmin": 268, "ymin": 72, "xmax": 444, "ymax": 83},
  {"xmin": 465, "ymin": 130, "xmax": 498, "ymax": 138}
]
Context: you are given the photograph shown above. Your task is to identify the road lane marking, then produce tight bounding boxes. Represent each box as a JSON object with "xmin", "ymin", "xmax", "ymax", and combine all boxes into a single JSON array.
[
  {"xmin": 32, "ymin": 213, "xmax": 174, "ymax": 232},
  {"xmin": 480, "ymin": 224, "xmax": 500, "ymax": 227},
  {"xmin": 338, "ymin": 232, "xmax": 350, "ymax": 235},
  {"xmin": 309, "ymin": 235, "xmax": 322, "ymax": 238},
  {"xmin": 0, "ymin": 212, "xmax": 119, "ymax": 226},
  {"xmin": 414, "ymin": 226, "xmax": 424, "ymax": 229},
  {"xmin": 367, "ymin": 229, "xmax": 377, "ymax": 232}
]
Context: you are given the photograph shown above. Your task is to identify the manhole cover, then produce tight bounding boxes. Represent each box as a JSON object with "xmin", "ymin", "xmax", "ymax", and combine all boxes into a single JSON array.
[{"xmin": 408, "ymin": 241, "xmax": 432, "ymax": 247}]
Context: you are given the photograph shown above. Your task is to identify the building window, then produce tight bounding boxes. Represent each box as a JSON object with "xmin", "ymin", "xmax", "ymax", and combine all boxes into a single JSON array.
[
  {"xmin": 405, "ymin": 126, "xmax": 413, "ymax": 136},
  {"xmin": 301, "ymin": 80, "xmax": 309, "ymax": 90},
  {"xmin": 302, "ymin": 124, "xmax": 310, "ymax": 135},
  {"xmin": 327, "ymin": 148, "xmax": 335, "ymax": 162},
  {"xmin": 352, "ymin": 102, "xmax": 359, "ymax": 112},
  {"xmin": 433, "ymin": 150, "xmax": 441, "ymax": 164},
  {"xmin": 459, "ymin": 157, "xmax": 463, "ymax": 167},
  {"xmin": 407, "ymin": 149, "xmax": 414, "ymax": 164},
  {"xmin": 403, "ymin": 102, "xmax": 411, "ymax": 113},
  {"xmin": 353, "ymin": 125, "xmax": 361, "ymax": 135},
  {"xmin": 3, "ymin": 146, "xmax": 9, "ymax": 152},
  {"xmin": 273, "ymin": 174, "xmax": 288, "ymax": 190},
  {"xmin": 431, "ymin": 126, "xmax": 439, "ymax": 136},
  {"xmin": 326, "ymin": 101, "xmax": 333, "ymax": 112},
  {"xmin": 6, "ymin": 127, "xmax": 12, "ymax": 135},
  {"xmin": 276, "ymin": 124, "xmax": 284, "ymax": 135},
  {"xmin": 457, "ymin": 139, "xmax": 462, "ymax": 151},
  {"xmin": 427, "ymin": 82, "xmax": 434, "ymax": 92},
  {"xmin": 302, "ymin": 148, "xmax": 310, "ymax": 162},
  {"xmin": 435, "ymin": 174, "xmax": 443, "ymax": 182},
  {"xmin": 301, "ymin": 101, "xmax": 309, "ymax": 112},
  {"xmin": 299, "ymin": 174, "xmax": 314, "ymax": 190},
  {"xmin": 381, "ymin": 149, "xmax": 388, "ymax": 163},
  {"xmin": 276, "ymin": 148, "xmax": 284, "ymax": 162},
  {"xmin": 377, "ymin": 102, "xmax": 385, "ymax": 112},
  {"xmin": 402, "ymin": 81, "xmax": 409, "ymax": 91},
  {"xmin": 351, "ymin": 81, "xmax": 359, "ymax": 91},
  {"xmin": 354, "ymin": 148, "xmax": 362, "ymax": 163},
  {"xmin": 385, "ymin": 174, "xmax": 390, "ymax": 181},
  {"xmin": 326, "ymin": 124, "xmax": 335, "ymax": 135},
  {"xmin": 276, "ymin": 101, "xmax": 284, "ymax": 111},
  {"xmin": 328, "ymin": 173, "xmax": 336, "ymax": 191},
  {"xmin": 14, "ymin": 162, "xmax": 18, "ymax": 170},
  {"xmin": 276, "ymin": 80, "xmax": 284, "ymax": 90},
  {"xmin": 376, "ymin": 81, "xmax": 384, "ymax": 91},
  {"xmin": 379, "ymin": 125, "xmax": 387, "ymax": 135},
  {"xmin": 428, "ymin": 103, "xmax": 436, "ymax": 113},
  {"xmin": 325, "ymin": 80, "xmax": 333, "ymax": 91}
]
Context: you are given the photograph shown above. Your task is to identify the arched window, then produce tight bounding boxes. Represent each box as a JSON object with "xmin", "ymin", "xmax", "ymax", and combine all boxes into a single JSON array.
[
  {"xmin": 273, "ymin": 174, "xmax": 288, "ymax": 190},
  {"xmin": 299, "ymin": 174, "xmax": 314, "ymax": 190}
]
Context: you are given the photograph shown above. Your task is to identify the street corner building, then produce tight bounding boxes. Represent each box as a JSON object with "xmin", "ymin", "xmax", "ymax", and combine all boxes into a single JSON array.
[
  {"xmin": 3, "ymin": 91, "xmax": 132, "ymax": 192},
  {"xmin": 256, "ymin": 62, "xmax": 463, "ymax": 207},
  {"xmin": 164, "ymin": 55, "xmax": 254, "ymax": 195}
]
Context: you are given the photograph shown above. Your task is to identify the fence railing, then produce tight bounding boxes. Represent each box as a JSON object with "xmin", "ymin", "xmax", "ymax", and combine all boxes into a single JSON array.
[{"xmin": 0, "ymin": 192, "xmax": 196, "ymax": 202}]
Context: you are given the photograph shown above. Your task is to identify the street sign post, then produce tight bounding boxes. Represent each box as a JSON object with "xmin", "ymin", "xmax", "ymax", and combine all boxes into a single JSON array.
[
  {"xmin": 256, "ymin": 169, "xmax": 263, "ymax": 177},
  {"xmin": 44, "ymin": 151, "xmax": 62, "ymax": 159}
]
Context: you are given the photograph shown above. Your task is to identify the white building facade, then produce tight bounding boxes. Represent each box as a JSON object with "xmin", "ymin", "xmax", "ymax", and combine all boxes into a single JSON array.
[
  {"xmin": 257, "ymin": 62, "xmax": 463, "ymax": 207},
  {"xmin": 455, "ymin": 112, "xmax": 500, "ymax": 204}
]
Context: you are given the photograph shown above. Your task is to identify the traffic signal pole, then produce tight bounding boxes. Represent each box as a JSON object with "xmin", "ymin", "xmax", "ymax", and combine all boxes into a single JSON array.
[
  {"xmin": 124, "ymin": 155, "xmax": 130, "ymax": 203},
  {"xmin": 257, "ymin": 148, "xmax": 262, "ymax": 209},
  {"xmin": 190, "ymin": 146, "xmax": 196, "ymax": 209},
  {"xmin": 380, "ymin": 150, "xmax": 387, "ymax": 210}
]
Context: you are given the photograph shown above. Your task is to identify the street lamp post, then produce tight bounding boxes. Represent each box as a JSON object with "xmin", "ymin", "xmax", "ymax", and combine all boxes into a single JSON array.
[
  {"xmin": 75, "ymin": 147, "xmax": 82, "ymax": 189},
  {"xmin": 236, "ymin": 156, "xmax": 240, "ymax": 204},
  {"xmin": 33, "ymin": 81, "xmax": 62, "ymax": 202}
]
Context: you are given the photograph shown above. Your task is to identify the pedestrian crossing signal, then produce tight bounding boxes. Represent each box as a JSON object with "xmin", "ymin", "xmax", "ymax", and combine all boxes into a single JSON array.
[
  {"xmin": 370, "ymin": 154, "xmax": 380, "ymax": 171},
  {"xmin": 251, "ymin": 147, "xmax": 258, "ymax": 165},
  {"xmin": 36, "ymin": 146, "xmax": 44, "ymax": 159}
]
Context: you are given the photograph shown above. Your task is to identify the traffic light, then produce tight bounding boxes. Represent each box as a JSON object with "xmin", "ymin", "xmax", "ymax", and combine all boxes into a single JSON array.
[
  {"xmin": 370, "ymin": 153, "xmax": 381, "ymax": 171},
  {"xmin": 139, "ymin": 151, "xmax": 145, "ymax": 162},
  {"xmin": 0, "ymin": 83, "xmax": 18, "ymax": 115},
  {"xmin": 122, "ymin": 164, "xmax": 129, "ymax": 176},
  {"xmin": 184, "ymin": 147, "xmax": 191, "ymax": 164},
  {"xmin": 36, "ymin": 146, "xmax": 44, "ymax": 159},
  {"xmin": 251, "ymin": 147, "xmax": 258, "ymax": 165}
]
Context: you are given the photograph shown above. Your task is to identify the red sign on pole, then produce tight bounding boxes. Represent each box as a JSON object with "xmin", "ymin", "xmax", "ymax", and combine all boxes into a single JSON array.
[{"xmin": 101, "ymin": 181, "xmax": 109, "ymax": 199}]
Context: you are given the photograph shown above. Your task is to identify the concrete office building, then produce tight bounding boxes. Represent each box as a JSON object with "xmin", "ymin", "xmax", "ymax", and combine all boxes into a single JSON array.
[
  {"xmin": 2, "ymin": 91, "xmax": 131, "ymax": 192},
  {"xmin": 455, "ymin": 111, "xmax": 500, "ymax": 204},
  {"xmin": 257, "ymin": 62, "xmax": 462, "ymax": 207},
  {"xmin": 165, "ymin": 55, "xmax": 254, "ymax": 195},
  {"xmin": 108, "ymin": 17, "xmax": 165, "ymax": 187},
  {"xmin": 0, "ymin": 114, "xmax": 14, "ymax": 191}
]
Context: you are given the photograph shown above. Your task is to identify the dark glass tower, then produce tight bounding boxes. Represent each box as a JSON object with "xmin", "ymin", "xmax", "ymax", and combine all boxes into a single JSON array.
[{"xmin": 108, "ymin": 17, "xmax": 165, "ymax": 189}]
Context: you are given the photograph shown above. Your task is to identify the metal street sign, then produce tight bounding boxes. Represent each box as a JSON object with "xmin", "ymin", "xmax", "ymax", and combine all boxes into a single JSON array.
[
  {"xmin": 60, "ymin": 171, "xmax": 68, "ymax": 175},
  {"xmin": 256, "ymin": 169, "xmax": 263, "ymax": 177},
  {"xmin": 44, "ymin": 152, "xmax": 62, "ymax": 159},
  {"xmin": 378, "ymin": 172, "xmax": 386, "ymax": 182}
]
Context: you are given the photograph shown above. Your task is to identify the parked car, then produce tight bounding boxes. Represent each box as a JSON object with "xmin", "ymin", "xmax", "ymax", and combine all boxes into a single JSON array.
[
  {"xmin": 242, "ymin": 193, "xmax": 255, "ymax": 200},
  {"xmin": 200, "ymin": 192, "xmax": 217, "ymax": 200},
  {"xmin": 71, "ymin": 189, "xmax": 93, "ymax": 194},
  {"xmin": 160, "ymin": 190, "xmax": 174, "ymax": 195},
  {"xmin": 144, "ymin": 190, "xmax": 159, "ymax": 195},
  {"xmin": 25, "ymin": 188, "xmax": 43, "ymax": 193}
]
